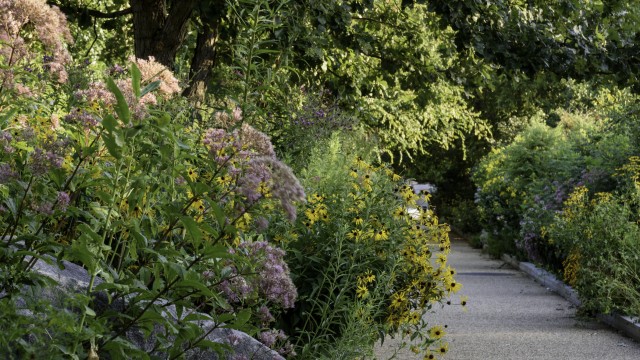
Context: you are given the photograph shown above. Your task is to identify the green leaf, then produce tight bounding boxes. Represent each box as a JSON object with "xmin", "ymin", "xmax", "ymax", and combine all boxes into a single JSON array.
[
  {"xmin": 106, "ymin": 77, "xmax": 131, "ymax": 125},
  {"xmin": 175, "ymin": 279, "xmax": 215, "ymax": 297},
  {"xmin": 84, "ymin": 305, "xmax": 96, "ymax": 317},
  {"xmin": 209, "ymin": 202, "xmax": 226, "ymax": 228},
  {"xmin": 102, "ymin": 114, "xmax": 118, "ymax": 132},
  {"xmin": 233, "ymin": 308, "xmax": 251, "ymax": 327},
  {"xmin": 131, "ymin": 63, "xmax": 142, "ymax": 98},
  {"xmin": 0, "ymin": 107, "xmax": 18, "ymax": 126},
  {"xmin": 140, "ymin": 80, "xmax": 161, "ymax": 98},
  {"xmin": 77, "ymin": 223, "xmax": 103, "ymax": 244},
  {"xmin": 181, "ymin": 216, "xmax": 202, "ymax": 245},
  {"xmin": 103, "ymin": 133, "xmax": 123, "ymax": 159}
]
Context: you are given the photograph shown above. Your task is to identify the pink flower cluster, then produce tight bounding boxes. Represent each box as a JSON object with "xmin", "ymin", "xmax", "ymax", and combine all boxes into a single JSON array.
[
  {"xmin": 202, "ymin": 123, "xmax": 305, "ymax": 220},
  {"xmin": 219, "ymin": 241, "xmax": 297, "ymax": 309},
  {"xmin": 0, "ymin": 0, "xmax": 73, "ymax": 91},
  {"xmin": 69, "ymin": 57, "xmax": 181, "ymax": 125}
]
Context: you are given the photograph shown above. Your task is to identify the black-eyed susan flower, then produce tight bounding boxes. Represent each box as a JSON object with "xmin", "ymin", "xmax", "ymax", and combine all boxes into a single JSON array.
[
  {"xmin": 374, "ymin": 228, "xmax": 389, "ymax": 241},
  {"xmin": 438, "ymin": 342, "xmax": 449, "ymax": 355},
  {"xmin": 423, "ymin": 351, "xmax": 436, "ymax": 360},
  {"xmin": 446, "ymin": 280, "xmax": 462, "ymax": 294},
  {"xmin": 429, "ymin": 325, "xmax": 446, "ymax": 339},
  {"xmin": 187, "ymin": 167, "xmax": 198, "ymax": 182},
  {"xmin": 346, "ymin": 228, "xmax": 363, "ymax": 241},
  {"xmin": 356, "ymin": 284, "xmax": 369, "ymax": 299},
  {"xmin": 389, "ymin": 292, "xmax": 407, "ymax": 310},
  {"xmin": 460, "ymin": 295, "xmax": 469, "ymax": 311},
  {"xmin": 407, "ymin": 311, "xmax": 421, "ymax": 325}
]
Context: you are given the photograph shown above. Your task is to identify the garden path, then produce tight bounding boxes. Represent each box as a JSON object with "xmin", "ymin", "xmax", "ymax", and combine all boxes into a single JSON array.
[{"xmin": 374, "ymin": 237, "xmax": 640, "ymax": 359}]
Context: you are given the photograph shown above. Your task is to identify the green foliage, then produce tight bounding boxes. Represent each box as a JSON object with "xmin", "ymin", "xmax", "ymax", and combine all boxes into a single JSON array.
[
  {"xmin": 267, "ymin": 131, "xmax": 464, "ymax": 358},
  {"xmin": 474, "ymin": 96, "xmax": 640, "ymax": 315},
  {"xmin": 549, "ymin": 186, "xmax": 640, "ymax": 316},
  {"xmin": 0, "ymin": 57, "xmax": 301, "ymax": 357}
]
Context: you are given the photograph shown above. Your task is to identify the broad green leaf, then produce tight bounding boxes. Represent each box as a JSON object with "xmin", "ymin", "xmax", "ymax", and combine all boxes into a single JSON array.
[
  {"xmin": 175, "ymin": 279, "xmax": 215, "ymax": 297},
  {"xmin": 77, "ymin": 223, "xmax": 102, "ymax": 244},
  {"xmin": 131, "ymin": 63, "xmax": 142, "ymax": 98},
  {"xmin": 103, "ymin": 133, "xmax": 123, "ymax": 159},
  {"xmin": 102, "ymin": 114, "xmax": 118, "ymax": 132},
  {"xmin": 106, "ymin": 77, "xmax": 131, "ymax": 125},
  {"xmin": 140, "ymin": 80, "xmax": 161, "ymax": 98},
  {"xmin": 181, "ymin": 216, "xmax": 202, "ymax": 245}
]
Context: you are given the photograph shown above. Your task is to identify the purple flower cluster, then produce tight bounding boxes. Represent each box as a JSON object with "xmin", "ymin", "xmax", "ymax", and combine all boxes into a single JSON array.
[
  {"xmin": 218, "ymin": 241, "xmax": 297, "ymax": 309},
  {"xmin": 219, "ymin": 273, "xmax": 253, "ymax": 303},
  {"xmin": 0, "ymin": 131, "xmax": 14, "ymax": 153},
  {"xmin": 240, "ymin": 241, "xmax": 297, "ymax": 309},
  {"xmin": 257, "ymin": 305, "xmax": 275, "ymax": 324},
  {"xmin": 28, "ymin": 136, "xmax": 69, "ymax": 176},
  {"xmin": 64, "ymin": 108, "xmax": 100, "ymax": 129},
  {"xmin": 202, "ymin": 123, "xmax": 305, "ymax": 220},
  {"xmin": 0, "ymin": 163, "xmax": 17, "ymax": 183},
  {"xmin": 258, "ymin": 329, "xmax": 287, "ymax": 348},
  {"xmin": 57, "ymin": 191, "xmax": 70, "ymax": 211},
  {"xmin": 258, "ymin": 329, "xmax": 296, "ymax": 357}
]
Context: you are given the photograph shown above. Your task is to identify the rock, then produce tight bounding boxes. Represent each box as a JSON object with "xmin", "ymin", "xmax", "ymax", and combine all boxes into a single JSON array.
[{"xmin": 18, "ymin": 258, "xmax": 284, "ymax": 360}]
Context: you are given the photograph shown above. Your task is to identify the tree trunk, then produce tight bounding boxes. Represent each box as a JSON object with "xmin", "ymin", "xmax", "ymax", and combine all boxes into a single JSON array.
[
  {"xmin": 182, "ymin": 22, "xmax": 219, "ymax": 102},
  {"xmin": 129, "ymin": 0, "xmax": 197, "ymax": 68}
]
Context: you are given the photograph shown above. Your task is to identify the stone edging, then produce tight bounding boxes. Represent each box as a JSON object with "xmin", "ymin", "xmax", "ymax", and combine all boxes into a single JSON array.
[{"xmin": 501, "ymin": 254, "xmax": 640, "ymax": 343}]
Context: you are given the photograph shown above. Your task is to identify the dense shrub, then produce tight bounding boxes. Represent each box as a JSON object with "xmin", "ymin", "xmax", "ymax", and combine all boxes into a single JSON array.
[
  {"xmin": 474, "ymin": 100, "xmax": 640, "ymax": 315},
  {"xmin": 549, "ymin": 184, "xmax": 640, "ymax": 316}
]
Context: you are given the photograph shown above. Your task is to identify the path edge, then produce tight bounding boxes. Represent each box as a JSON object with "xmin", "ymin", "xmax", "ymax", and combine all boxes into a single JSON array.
[{"xmin": 501, "ymin": 253, "xmax": 640, "ymax": 343}]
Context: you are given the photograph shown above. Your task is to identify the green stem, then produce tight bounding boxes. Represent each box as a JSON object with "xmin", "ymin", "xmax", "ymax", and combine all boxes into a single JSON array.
[
  {"xmin": 2, "ymin": 175, "xmax": 34, "ymax": 249},
  {"xmin": 71, "ymin": 270, "xmax": 98, "ymax": 354}
]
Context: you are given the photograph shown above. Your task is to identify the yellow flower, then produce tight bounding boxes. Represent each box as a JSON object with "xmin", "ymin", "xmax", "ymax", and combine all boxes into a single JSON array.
[
  {"xmin": 406, "ymin": 311, "xmax": 421, "ymax": 325},
  {"xmin": 215, "ymin": 174, "xmax": 234, "ymax": 187},
  {"xmin": 437, "ymin": 342, "xmax": 449, "ymax": 355},
  {"xmin": 389, "ymin": 292, "xmax": 407, "ymax": 310},
  {"xmin": 353, "ymin": 216, "xmax": 364, "ymax": 226},
  {"xmin": 374, "ymin": 228, "xmax": 389, "ymax": 241},
  {"xmin": 445, "ymin": 279, "xmax": 462, "ymax": 294},
  {"xmin": 460, "ymin": 295, "xmax": 469, "ymax": 311},
  {"xmin": 423, "ymin": 351, "xmax": 436, "ymax": 360},
  {"xmin": 429, "ymin": 325, "xmax": 446, "ymax": 339},
  {"xmin": 346, "ymin": 228, "xmax": 363, "ymax": 241},
  {"xmin": 190, "ymin": 199, "xmax": 205, "ymax": 214},
  {"xmin": 187, "ymin": 167, "xmax": 198, "ymax": 182},
  {"xmin": 258, "ymin": 181, "xmax": 271, "ymax": 197},
  {"xmin": 356, "ymin": 284, "xmax": 369, "ymax": 299},
  {"xmin": 305, "ymin": 208, "xmax": 318, "ymax": 223},
  {"xmin": 393, "ymin": 207, "xmax": 407, "ymax": 219}
]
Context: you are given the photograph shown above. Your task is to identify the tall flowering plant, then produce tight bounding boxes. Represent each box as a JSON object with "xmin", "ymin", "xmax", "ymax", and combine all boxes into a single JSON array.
[
  {"xmin": 0, "ymin": 31, "xmax": 304, "ymax": 357},
  {"xmin": 267, "ymin": 133, "xmax": 465, "ymax": 359}
]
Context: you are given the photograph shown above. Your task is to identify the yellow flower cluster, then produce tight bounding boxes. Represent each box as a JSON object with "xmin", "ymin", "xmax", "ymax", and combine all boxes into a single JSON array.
[
  {"xmin": 303, "ymin": 193, "xmax": 329, "ymax": 229},
  {"xmin": 295, "ymin": 155, "xmax": 464, "ymax": 358},
  {"xmin": 563, "ymin": 249, "xmax": 580, "ymax": 287}
]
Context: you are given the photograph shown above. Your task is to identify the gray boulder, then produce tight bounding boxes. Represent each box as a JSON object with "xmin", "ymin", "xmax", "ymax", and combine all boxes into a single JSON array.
[{"xmin": 19, "ymin": 258, "xmax": 285, "ymax": 360}]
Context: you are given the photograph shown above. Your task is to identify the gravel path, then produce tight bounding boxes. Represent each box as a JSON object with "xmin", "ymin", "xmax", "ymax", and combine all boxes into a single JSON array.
[{"xmin": 374, "ymin": 237, "xmax": 640, "ymax": 359}]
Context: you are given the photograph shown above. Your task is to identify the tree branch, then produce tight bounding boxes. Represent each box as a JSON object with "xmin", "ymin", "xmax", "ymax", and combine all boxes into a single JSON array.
[{"xmin": 48, "ymin": 1, "xmax": 133, "ymax": 19}]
